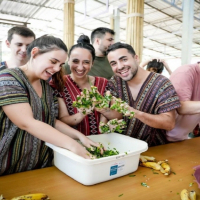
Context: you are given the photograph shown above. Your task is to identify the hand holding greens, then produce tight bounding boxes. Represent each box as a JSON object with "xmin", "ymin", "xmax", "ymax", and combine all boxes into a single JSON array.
[
  {"xmin": 110, "ymin": 96, "xmax": 135, "ymax": 118},
  {"xmin": 72, "ymin": 86, "xmax": 112, "ymax": 115},
  {"xmin": 99, "ymin": 119, "xmax": 127, "ymax": 134}
]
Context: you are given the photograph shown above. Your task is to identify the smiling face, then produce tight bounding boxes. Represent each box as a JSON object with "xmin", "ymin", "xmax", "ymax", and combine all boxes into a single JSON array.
[
  {"xmin": 68, "ymin": 47, "xmax": 93, "ymax": 79},
  {"xmin": 107, "ymin": 48, "xmax": 139, "ymax": 81},
  {"xmin": 31, "ymin": 48, "xmax": 67, "ymax": 80},
  {"xmin": 6, "ymin": 34, "xmax": 35, "ymax": 63}
]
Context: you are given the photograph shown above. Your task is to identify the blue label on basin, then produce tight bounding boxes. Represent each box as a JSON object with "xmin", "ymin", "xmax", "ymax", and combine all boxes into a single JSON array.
[{"xmin": 110, "ymin": 165, "xmax": 118, "ymax": 176}]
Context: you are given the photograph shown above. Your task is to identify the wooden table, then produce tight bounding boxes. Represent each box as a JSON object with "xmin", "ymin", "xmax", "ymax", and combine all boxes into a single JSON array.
[{"xmin": 1, "ymin": 137, "xmax": 200, "ymax": 200}]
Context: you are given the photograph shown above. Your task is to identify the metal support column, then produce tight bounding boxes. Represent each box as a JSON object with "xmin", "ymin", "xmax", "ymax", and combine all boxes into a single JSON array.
[
  {"xmin": 113, "ymin": 8, "xmax": 120, "ymax": 42},
  {"xmin": 181, "ymin": 0, "xmax": 194, "ymax": 65},
  {"xmin": 110, "ymin": 7, "xmax": 120, "ymax": 42}
]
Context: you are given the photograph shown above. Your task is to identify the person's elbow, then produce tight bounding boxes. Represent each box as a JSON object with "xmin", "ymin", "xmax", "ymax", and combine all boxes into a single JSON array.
[
  {"xmin": 16, "ymin": 119, "xmax": 36, "ymax": 131},
  {"xmin": 164, "ymin": 114, "xmax": 176, "ymax": 131},
  {"xmin": 176, "ymin": 107, "xmax": 184, "ymax": 115},
  {"xmin": 165, "ymin": 120, "xmax": 175, "ymax": 131}
]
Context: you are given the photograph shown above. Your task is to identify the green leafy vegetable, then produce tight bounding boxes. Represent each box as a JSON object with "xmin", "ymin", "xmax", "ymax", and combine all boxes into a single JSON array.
[
  {"xmin": 73, "ymin": 86, "xmax": 112, "ymax": 114},
  {"xmin": 141, "ymin": 182, "xmax": 149, "ymax": 187},
  {"xmin": 86, "ymin": 143, "xmax": 119, "ymax": 159},
  {"xmin": 129, "ymin": 174, "xmax": 136, "ymax": 177},
  {"xmin": 99, "ymin": 119, "xmax": 127, "ymax": 134},
  {"xmin": 189, "ymin": 182, "xmax": 194, "ymax": 187},
  {"xmin": 110, "ymin": 96, "xmax": 135, "ymax": 118},
  {"xmin": 152, "ymin": 169, "xmax": 159, "ymax": 174}
]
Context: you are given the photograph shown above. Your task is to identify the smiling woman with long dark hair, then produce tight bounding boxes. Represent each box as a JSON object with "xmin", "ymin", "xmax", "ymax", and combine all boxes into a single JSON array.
[{"xmin": 0, "ymin": 35, "xmax": 101, "ymax": 176}]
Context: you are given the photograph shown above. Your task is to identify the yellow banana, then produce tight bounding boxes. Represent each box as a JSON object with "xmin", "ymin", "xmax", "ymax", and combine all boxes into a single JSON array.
[
  {"xmin": 11, "ymin": 193, "xmax": 49, "ymax": 200},
  {"xmin": 140, "ymin": 161, "xmax": 161, "ymax": 170},
  {"xmin": 140, "ymin": 155, "xmax": 156, "ymax": 163},
  {"xmin": 158, "ymin": 161, "xmax": 171, "ymax": 175},
  {"xmin": 180, "ymin": 189, "xmax": 190, "ymax": 200},
  {"xmin": 189, "ymin": 191, "xmax": 196, "ymax": 200}
]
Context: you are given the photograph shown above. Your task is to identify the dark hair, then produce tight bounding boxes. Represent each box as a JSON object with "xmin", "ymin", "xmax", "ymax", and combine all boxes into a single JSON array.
[
  {"xmin": 147, "ymin": 59, "xmax": 164, "ymax": 74},
  {"xmin": 107, "ymin": 42, "xmax": 136, "ymax": 56},
  {"xmin": 68, "ymin": 35, "xmax": 95, "ymax": 61},
  {"xmin": 7, "ymin": 26, "xmax": 35, "ymax": 42},
  {"xmin": 27, "ymin": 35, "xmax": 68, "ymax": 91},
  {"xmin": 91, "ymin": 27, "xmax": 115, "ymax": 44}
]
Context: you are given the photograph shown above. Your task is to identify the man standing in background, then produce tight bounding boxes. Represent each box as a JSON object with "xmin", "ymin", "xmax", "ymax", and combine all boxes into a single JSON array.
[
  {"xmin": 88, "ymin": 27, "xmax": 115, "ymax": 79},
  {"xmin": 0, "ymin": 26, "xmax": 35, "ymax": 71}
]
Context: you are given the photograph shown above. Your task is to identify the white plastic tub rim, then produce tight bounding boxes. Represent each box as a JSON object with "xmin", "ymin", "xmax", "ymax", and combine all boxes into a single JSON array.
[{"xmin": 45, "ymin": 133, "xmax": 148, "ymax": 165}]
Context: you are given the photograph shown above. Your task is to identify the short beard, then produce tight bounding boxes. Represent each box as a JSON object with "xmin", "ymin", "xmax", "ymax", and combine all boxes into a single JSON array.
[
  {"xmin": 120, "ymin": 66, "xmax": 138, "ymax": 81},
  {"xmin": 99, "ymin": 44, "xmax": 107, "ymax": 56}
]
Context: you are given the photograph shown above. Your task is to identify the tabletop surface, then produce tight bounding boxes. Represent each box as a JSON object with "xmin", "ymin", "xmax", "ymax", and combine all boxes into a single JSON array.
[{"xmin": 0, "ymin": 137, "xmax": 200, "ymax": 200}]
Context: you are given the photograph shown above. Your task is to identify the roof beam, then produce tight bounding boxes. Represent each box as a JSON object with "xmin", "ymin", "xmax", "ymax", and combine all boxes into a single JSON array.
[
  {"xmin": 0, "ymin": 18, "xmax": 30, "ymax": 25},
  {"xmin": 8, "ymin": 0, "xmax": 62, "ymax": 11},
  {"xmin": 144, "ymin": 4, "xmax": 200, "ymax": 46},
  {"xmin": 24, "ymin": 0, "xmax": 50, "ymax": 22},
  {"xmin": 143, "ymin": 45, "xmax": 178, "ymax": 58},
  {"xmin": 161, "ymin": 0, "xmax": 200, "ymax": 21},
  {"xmin": 78, "ymin": 1, "xmax": 199, "ymax": 57},
  {"xmin": 0, "ymin": 11, "xmax": 50, "ymax": 22}
]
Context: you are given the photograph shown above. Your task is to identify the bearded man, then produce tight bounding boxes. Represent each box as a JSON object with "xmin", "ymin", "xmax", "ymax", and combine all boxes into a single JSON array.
[{"xmin": 107, "ymin": 42, "xmax": 180, "ymax": 147}]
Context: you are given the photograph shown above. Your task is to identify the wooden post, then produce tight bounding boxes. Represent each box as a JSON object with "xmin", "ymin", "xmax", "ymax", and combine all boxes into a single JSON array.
[
  {"xmin": 110, "ymin": 16, "xmax": 114, "ymax": 30},
  {"xmin": 63, "ymin": 0, "xmax": 75, "ymax": 50},
  {"xmin": 126, "ymin": 0, "xmax": 144, "ymax": 60}
]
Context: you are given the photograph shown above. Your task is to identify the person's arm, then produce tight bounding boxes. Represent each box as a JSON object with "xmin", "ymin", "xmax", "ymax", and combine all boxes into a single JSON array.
[
  {"xmin": 128, "ymin": 107, "xmax": 176, "ymax": 131},
  {"xmin": 177, "ymin": 101, "xmax": 200, "ymax": 115},
  {"xmin": 99, "ymin": 114, "xmax": 108, "ymax": 124},
  {"xmin": 162, "ymin": 60, "xmax": 172, "ymax": 75},
  {"xmin": 139, "ymin": 59, "xmax": 151, "ymax": 68},
  {"xmin": 2, "ymin": 103, "xmax": 101, "ymax": 158},
  {"xmin": 58, "ymin": 98, "xmax": 86, "ymax": 126}
]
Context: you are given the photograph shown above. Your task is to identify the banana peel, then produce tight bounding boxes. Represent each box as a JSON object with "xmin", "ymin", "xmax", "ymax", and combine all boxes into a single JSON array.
[
  {"xmin": 140, "ymin": 155, "xmax": 171, "ymax": 175},
  {"xmin": 180, "ymin": 189, "xmax": 190, "ymax": 200},
  {"xmin": 189, "ymin": 191, "xmax": 196, "ymax": 200},
  {"xmin": 140, "ymin": 161, "xmax": 161, "ymax": 171},
  {"xmin": 180, "ymin": 189, "xmax": 196, "ymax": 200},
  {"xmin": 158, "ymin": 161, "xmax": 171, "ymax": 175},
  {"xmin": 139, "ymin": 155, "xmax": 156, "ymax": 163},
  {"xmin": 11, "ymin": 193, "xmax": 49, "ymax": 200}
]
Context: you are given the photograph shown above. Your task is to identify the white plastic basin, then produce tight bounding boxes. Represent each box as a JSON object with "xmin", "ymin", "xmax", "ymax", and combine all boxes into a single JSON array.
[{"xmin": 46, "ymin": 133, "xmax": 148, "ymax": 185}]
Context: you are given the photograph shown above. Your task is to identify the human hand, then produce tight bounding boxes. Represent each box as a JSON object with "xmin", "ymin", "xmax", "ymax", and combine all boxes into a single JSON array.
[
  {"xmin": 92, "ymin": 90, "xmax": 111, "ymax": 109},
  {"xmin": 124, "ymin": 106, "xmax": 135, "ymax": 118},
  {"xmin": 94, "ymin": 107, "xmax": 110, "ymax": 114},
  {"xmin": 79, "ymin": 135, "xmax": 104, "ymax": 155},
  {"xmin": 77, "ymin": 105, "xmax": 94, "ymax": 116},
  {"xmin": 71, "ymin": 142, "xmax": 96, "ymax": 159}
]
